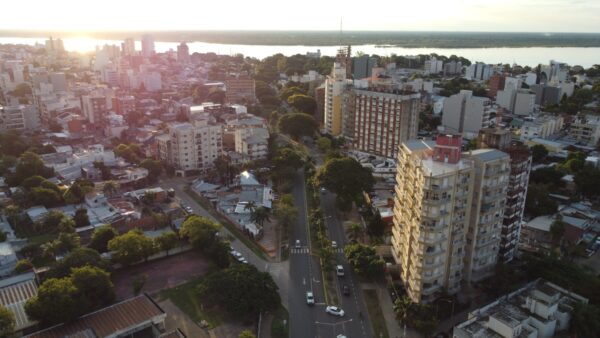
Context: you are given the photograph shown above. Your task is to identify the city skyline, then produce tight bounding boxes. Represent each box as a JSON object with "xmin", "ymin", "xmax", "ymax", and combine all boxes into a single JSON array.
[{"xmin": 1, "ymin": 0, "xmax": 600, "ymax": 32}]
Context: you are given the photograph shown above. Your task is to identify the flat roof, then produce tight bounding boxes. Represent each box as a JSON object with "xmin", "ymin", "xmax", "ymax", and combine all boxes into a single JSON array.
[{"xmin": 0, "ymin": 272, "xmax": 38, "ymax": 330}]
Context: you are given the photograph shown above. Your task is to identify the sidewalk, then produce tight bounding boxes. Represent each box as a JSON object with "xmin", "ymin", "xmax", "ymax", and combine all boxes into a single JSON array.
[{"xmin": 362, "ymin": 283, "xmax": 422, "ymax": 338}]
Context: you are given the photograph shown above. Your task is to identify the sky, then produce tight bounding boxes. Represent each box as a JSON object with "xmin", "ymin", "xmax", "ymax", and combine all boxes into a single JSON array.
[{"xmin": 1, "ymin": 0, "xmax": 599, "ymax": 32}]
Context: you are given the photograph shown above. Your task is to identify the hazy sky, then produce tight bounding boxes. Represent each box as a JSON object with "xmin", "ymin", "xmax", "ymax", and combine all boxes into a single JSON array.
[{"xmin": 2, "ymin": 0, "xmax": 599, "ymax": 32}]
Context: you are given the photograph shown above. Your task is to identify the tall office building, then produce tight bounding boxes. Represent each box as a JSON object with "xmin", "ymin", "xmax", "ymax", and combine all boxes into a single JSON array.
[
  {"xmin": 141, "ymin": 34, "xmax": 155, "ymax": 58},
  {"xmin": 324, "ymin": 62, "xmax": 349, "ymax": 136},
  {"xmin": 81, "ymin": 95, "xmax": 108, "ymax": 124},
  {"xmin": 345, "ymin": 88, "xmax": 420, "ymax": 158},
  {"xmin": 392, "ymin": 134, "xmax": 510, "ymax": 302},
  {"xmin": 177, "ymin": 42, "xmax": 190, "ymax": 63}
]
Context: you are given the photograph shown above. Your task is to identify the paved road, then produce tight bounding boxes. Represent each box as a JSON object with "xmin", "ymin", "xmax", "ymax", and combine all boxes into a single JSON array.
[
  {"xmin": 318, "ymin": 189, "xmax": 373, "ymax": 338},
  {"xmin": 159, "ymin": 178, "xmax": 291, "ymax": 308}
]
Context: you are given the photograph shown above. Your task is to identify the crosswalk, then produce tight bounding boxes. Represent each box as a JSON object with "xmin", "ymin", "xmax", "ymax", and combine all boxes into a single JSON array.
[{"xmin": 290, "ymin": 248, "xmax": 345, "ymax": 255}]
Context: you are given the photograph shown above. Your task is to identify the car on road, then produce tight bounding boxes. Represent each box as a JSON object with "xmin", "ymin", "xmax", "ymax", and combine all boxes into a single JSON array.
[
  {"xmin": 320, "ymin": 187, "xmax": 327, "ymax": 192},
  {"xmin": 336, "ymin": 265, "xmax": 345, "ymax": 277},
  {"xmin": 325, "ymin": 306, "xmax": 345, "ymax": 317},
  {"xmin": 336, "ymin": 335, "xmax": 347, "ymax": 338},
  {"xmin": 230, "ymin": 250, "xmax": 242, "ymax": 258},
  {"xmin": 306, "ymin": 291, "xmax": 315, "ymax": 305},
  {"xmin": 342, "ymin": 284, "xmax": 350, "ymax": 296},
  {"xmin": 295, "ymin": 239, "xmax": 301, "ymax": 248},
  {"xmin": 331, "ymin": 241, "xmax": 338, "ymax": 248},
  {"xmin": 185, "ymin": 206, "xmax": 193, "ymax": 213}
]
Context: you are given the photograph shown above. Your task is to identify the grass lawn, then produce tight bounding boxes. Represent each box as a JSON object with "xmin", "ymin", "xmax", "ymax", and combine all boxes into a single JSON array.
[
  {"xmin": 183, "ymin": 187, "xmax": 266, "ymax": 260},
  {"xmin": 270, "ymin": 305, "xmax": 289, "ymax": 338},
  {"xmin": 363, "ymin": 289, "xmax": 390, "ymax": 338},
  {"xmin": 159, "ymin": 277, "xmax": 225, "ymax": 328}
]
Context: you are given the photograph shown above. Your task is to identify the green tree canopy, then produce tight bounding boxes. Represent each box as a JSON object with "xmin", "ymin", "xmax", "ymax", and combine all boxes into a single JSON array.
[
  {"xmin": 0, "ymin": 304, "xmax": 15, "ymax": 337},
  {"xmin": 570, "ymin": 302, "xmax": 600, "ymax": 338},
  {"xmin": 46, "ymin": 247, "xmax": 110, "ymax": 279},
  {"xmin": 89, "ymin": 225, "xmax": 118, "ymax": 253},
  {"xmin": 287, "ymin": 94, "xmax": 317, "ymax": 115},
  {"xmin": 70, "ymin": 266, "xmax": 115, "ymax": 311},
  {"xmin": 73, "ymin": 208, "xmax": 90, "ymax": 227},
  {"xmin": 278, "ymin": 113, "xmax": 318, "ymax": 139},
  {"xmin": 531, "ymin": 145, "xmax": 548, "ymax": 162},
  {"xmin": 180, "ymin": 215, "xmax": 220, "ymax": 249},
  {"xmin": 344, "ymin": 243, "xmax": 385, "ymax": 279},
  {"xmin": 197, "ymin": 264, "xmax": 280, "ymax": 317},
  {"xmin": 238, "ymin": 330, "xmax": 257, "ymax": 338},
  {"xmin": 108, "ymin": 230, "xmax": 155, "ymax": 266},
  {"xmin": 525, "ymin": 183, "xmax": 558, "ymax": 217},
  {"xmin": 25, "ymin": 278, "xmax": 80, "ymax": 325},
  {"xmin": 154, "ymin": 231, "xmax": 179, "ymax": 254},
  {"xmin": 140, "ymin": 158, "xmax": 163, "ymax": 180},
  {"xmin": 315, "ymin": 157, "xmax": 375, "ymax": 204}
]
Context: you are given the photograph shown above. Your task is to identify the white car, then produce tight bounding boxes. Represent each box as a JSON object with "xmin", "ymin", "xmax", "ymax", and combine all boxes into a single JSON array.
[
  {"xmin": 325, "ymin": 306, "xmax": 345, "ymax": 317},
  {"xmin": 230, "ymin": 250, "xmax": 242, "ymax": 258},
  {"xmin": 331, "ymin": 241, "xmax": 338, "ymax": 248},
  {"xmin": 306, "ymin": 291, "xmax": 315, "ymax": 305},
  {"xmin": 295, "ymin": 239, "xmax": 301, "ymax": 248},
  {"xmin": 336, "ymin": 265, "xmax": 345, "ymax": 277},
  {"xmin": 185, "ymin": 206, "xmax": 193, "ymax": 213}
]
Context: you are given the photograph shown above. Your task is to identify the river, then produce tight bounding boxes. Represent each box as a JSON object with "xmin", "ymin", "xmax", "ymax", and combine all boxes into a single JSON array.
[{"xmin": 1, "ymin": 37, "xmax": 599, "ymax": 68}]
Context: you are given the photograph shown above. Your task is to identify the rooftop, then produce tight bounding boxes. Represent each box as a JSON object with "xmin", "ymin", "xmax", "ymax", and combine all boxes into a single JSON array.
[
  {"xmin": 25, "ymin": 294, "xmax": 166, "ymax": 338},
  {"xmin": 0, "ymin": 272, "xmax": 38, "ymax": 331}
]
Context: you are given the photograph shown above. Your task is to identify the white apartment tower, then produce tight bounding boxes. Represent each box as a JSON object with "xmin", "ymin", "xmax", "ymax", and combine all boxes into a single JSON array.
[
  {"xmin": 157, "ymin": 120, "xmax": 223, "ymax": 172},
  {"xmin": 392, "ymin": 135, "xmax": 510, "ymax": 303}
]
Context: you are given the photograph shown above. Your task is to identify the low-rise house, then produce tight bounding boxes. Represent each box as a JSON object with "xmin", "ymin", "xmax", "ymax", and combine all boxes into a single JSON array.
[
  {"xmin": 453, "ymin": 279, "xmax": 587, "ymax": 338},
  {"xmin": 520, "ymin": 215, "xmax": 554, "ymax": 253}
]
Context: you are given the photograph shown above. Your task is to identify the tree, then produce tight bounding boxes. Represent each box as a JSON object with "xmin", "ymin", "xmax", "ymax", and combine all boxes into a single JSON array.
[
  {"xmin": 278, "ymin": 113, "xmax": 318, "ymax": 139},
  {"xmin": 57, "ymin": 232, "xmax": 81, "ymax": 253},
  {"xmin": 58, "ymin": 216, "xmax": 76, "ymax": 233},
  {"xmin": 238, "ymin": 330, "xmax": 257, "ymax": 338},
  {"xmin": 367, "ymin": 210, "xmax": 386, "ymax": 238},
  {"xmin": 102, "ymin": 181, "xmax": 118, "ymax": 197},
  {"xmin": 346, "ymin": 222, "xmax": 365, "ymax": 243},
  {"xmin": 89, "ymin": 225, "xmax": 118, "ymax": 253},
  {"xmin": 316, "ymin": 137, "xmax": 332, "ymax": 153},
  {"xmin": 205, "ymin": 239, "xmax": 231, "ymax": 269},
  {"xmin": 140, "ymin": 158, "xmax": 163, "ymax": 180},
  {"xmin": 13, "ymin": 151, "xmax": 54, "ymax": 185},
  {"xmin": 287, "ymin": 94, "xmax": 317, "ymax": 115},
  {"xmin": 14, "ymin": 259, "xmax": 34, "ymax": 273},
  {"xmin": 574, "ymin": 164, "xmax": 600, "ymax": 198},
  {"xmin": 280, "ymin": 86, "xmax": 306, "ymax": 101},
  {"xmin": 273, "ymin": 199, "xmax": 298, "ymax": 230},
  {"xmin": 207, "ymin": 89, "xmax": 226, "ymax": 104},
  {"xmin": 393, "ymin": 296, "xmax": 438, "ymax": 337},
  {"xmin": 70, "ymin": 266, "xmax": 115, "ymax": 311},
  {"xmin": 180, "ymin": 215, "xmax": 220, "ymax": 249},
  {"xmin": 155, "ymin": 231, "xmax": 179, "ymax": 255},
  {"xmin": 30, "ymin": 187, "xmax": 62, "ymax": 207},
  {"xmin": 525, "ymin": 183, "xmax": 558, "ymax": 217},
  {"xmin": 315, "ymin": 157, "xmax": 375, "ymax": 207},
  {"xmin": 250, "ymin": 206, "xmax": 271, "ymax": 226},
  {"xmin": 73, "ymin": 208, "xmax": 90, "ymax": 227},
  {"xmin": 10, "ymin": 83, "xmax": 32, "ymax": 97},
  {"xmin": 550, "ymin": 216, "xmax": 566, "ymax": 245},
  {"xmin": 0, "ymin": 304, "xmax": 15, "ymax": 338},
  {"xmin": 108, "ymin": 230, "xmax": 155, "ymax": 266},
  {"xmin": 197, "ymin": 264, "xmax": 280, "ymax": 317},
  {"xmin": 25, "ymin": 278, "xmax": 80, "ymax": 325},
  {"xmin": 46, "ymin": 247, "xmax": 110, "ymax": 279},
  {"xmin": 344, "ymin": 243, "xmax": 385, "ymax": 279},
  {"xmin": 531, "ymin": 144, "xmax": 548, "ymax": 162},
  {"xmin": 570, "ymin": 302, "xmax": 600, "ymax": 338},
  {"xmin": 114, "ymin": 144, "xmax": 140, "ymax": 164}
]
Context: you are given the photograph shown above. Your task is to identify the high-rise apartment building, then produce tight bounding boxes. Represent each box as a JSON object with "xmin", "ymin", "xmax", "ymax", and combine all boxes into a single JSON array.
[
  {"xmin": 81, "ymin": 95, "xmax": 108, "ymax": 124},
  {"xmin": 121, "ymin": 38, "xmax": 136, "ymax": 56},
  {"xmin": 477, "ymin": 128, "xmax": 532, "ymax": 264},
  {"xmin": 392, "ymin": 135, "xmax": 474, "ymax": 303},
  {"xmin": 157, "ymin": 120, "xmax": 223, "ymax": 172},
  {"xmin": 324, "ymin": 62, "xmax": 349, "ymax": 136},
  {"xmin": 442, "ymin": 90, "xmax": 498, "ymax": 138},
  {"xmin": 225, "ymin": 78, "xmax": 256, "ymax": 104},
  {"xmin": 463, "ymin": 149, "xmax": 510, "ymax": 282},
  {"xmin": 345, "ymin": 88, "xmax": 420, "ymax": 158},
  {"xmin": 177, "ymin": 42, "xmax": 190, "ymax": 63},
  {"xmin": 352, "ymin": 54, "xmax": 377, "ymax": 79},
  {"xmin": 0, "ymin": 105, "xmax": 25, "ymax": 131},
  {"xmin": 392, "ymin": 134, "xmax": 510, "ymax": 302},
  {"xmin": 141, "ymin": 34, "xmax": 155, "ymax": 58}
]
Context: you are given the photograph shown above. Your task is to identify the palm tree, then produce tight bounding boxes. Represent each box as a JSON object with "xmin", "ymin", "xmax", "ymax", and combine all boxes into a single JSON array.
[
  {"xmin": 250, "ymin": 206, "xmax": 271, "ymax": 226},
  {"xmin": 393, "ymin": 296, "xmax": 413, "ymax": 327},
  {"xmin": 346, "ymin": 222, "xmax": 365, "ymax": 243},
  {"xmin": 103, "ymin": 181, "xmax": 118, "ymax": 197},
  {"xmin": 244, "ymin": 201, "xmax": 257, "ymax": 212},
  {"xmin": 41, "ymin": 240, "xmax": 61, "ymax": 259}
]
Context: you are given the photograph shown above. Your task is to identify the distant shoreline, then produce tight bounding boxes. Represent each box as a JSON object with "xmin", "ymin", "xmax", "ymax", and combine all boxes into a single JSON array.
[{"xmin": 1, "ymin": 30, "xmax": 600, "ymax": 48}]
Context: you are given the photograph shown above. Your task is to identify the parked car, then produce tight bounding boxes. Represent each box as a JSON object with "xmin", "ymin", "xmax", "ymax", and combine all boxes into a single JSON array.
[
  {"xmin": 331, "ymin": 241, "xmax": 338, "ymax": 248},
  {"xmin": 336, "ymin": 265, "xmax": 345, "ymax": 277},
  {"xmin": 306, "ymin": 291, "xmax": 315, "ymax": 305},
  {"xmin": 342, "ymin": 284, "xmax": 350, "ymax": 296},
  {"xmin": 325, "ymin": 306, "xmax": 345, "ymax": 317}
]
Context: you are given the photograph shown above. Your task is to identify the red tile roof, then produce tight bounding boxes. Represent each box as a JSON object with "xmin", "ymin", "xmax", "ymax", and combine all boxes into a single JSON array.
[{"xmin": 25, "ymin": 294, "xmax": 166, "ymax": 338}]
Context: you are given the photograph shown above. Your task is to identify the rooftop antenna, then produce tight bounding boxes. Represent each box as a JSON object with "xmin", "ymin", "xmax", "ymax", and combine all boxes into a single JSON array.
[{"xmin": 339, "ymin": 17, "xmax": 343, "ymax": 47}]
